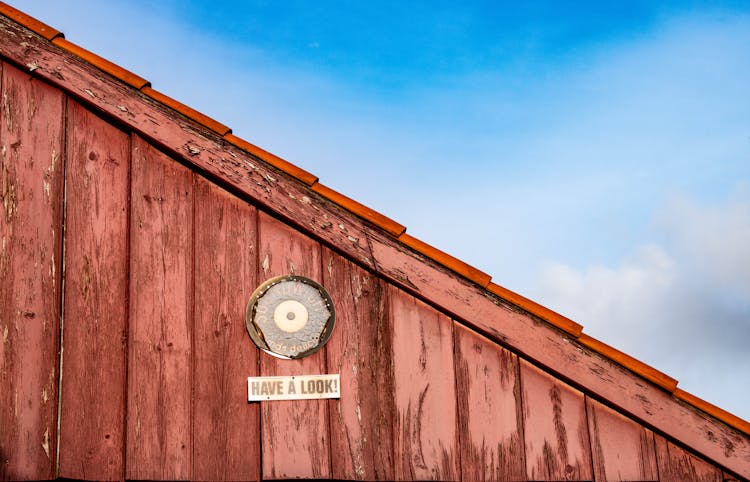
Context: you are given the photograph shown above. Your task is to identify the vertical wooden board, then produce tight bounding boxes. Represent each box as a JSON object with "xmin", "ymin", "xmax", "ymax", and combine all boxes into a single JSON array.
[
  {"xmin": 654, "ymin": 435, "xmax": 722, "ymax": 482},
  {"xmin": 391, "ymin": 286, "xmax": 460, "ymax": 481},
  {"xmin": 323, "ymin": 248, "xmax": 395, "ymax": 480},
  {"xmin": 257, "ymin": 212, "xmax": 331, "ymax": 479},
  {"xmin": 454, "ymin": 322, "xmax": 525, "ymax": 481},
  {"xmin": 58, "ymin": 100, "xmax": 129, "ymax": 480},
  {"xmin": 587, "ymin": 397, "xmax": 657, "ymax": 481},
  {"xmin": 126, "ymin": 136, "xmax": 193, "ymax": 480},
  {"xmin": 193, "ymin": 178, "xmax": 260, "ymax": 481},
  {"xmin": 521, "ymin": 359, "xmax": 593, "ymax": 480},
  {"xmin": 0, "ymin": 63, "xmax": 64, "ymax": 480}
]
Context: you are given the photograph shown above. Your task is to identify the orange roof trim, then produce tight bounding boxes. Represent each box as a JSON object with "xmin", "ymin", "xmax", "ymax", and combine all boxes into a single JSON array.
[
  {"xmin": 51, "ymin": 37, "xmax": 149, "ymax": 90},
  {"xmin": 311, "ymin": 183, "xmax": 406, "ymax": 237},
  {"xmin": 142, "ymin": 86, "xmax": 231, "ymax": 137},
  {"xmin": 0, "ymin": 2, "xmax": 61, "ymax": 40},
  {"xmin": 224, "ymin": 134, "xmax": 318, "ymax": 186},
  {"xmin": 488, "ymin": 282, "xmax": 583, "ymax": 337},
  {"xmin": 399, "ymin": 233, "xmax": 492, "ymax": 287},
  {"xmin": 2, "ymin": 2, "xmax": 749, "ymax": 440},
  {"xmin": 578, "ymin": 334, "xmax": 678, "ymax": 392},
  {"xmin": 674, "ymin": 388, "xmax": 750, "ymax": 436}
]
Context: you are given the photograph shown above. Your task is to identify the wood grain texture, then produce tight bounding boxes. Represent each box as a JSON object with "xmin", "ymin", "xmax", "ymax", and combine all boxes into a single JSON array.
[
  {"xmin": 1, "ymin": 18, "xmax": 748, "ymax": 477},
  {"xmin": 579, "ymin": 334, "xmax": 676, "ymax": 392},
  {"xmin": 0, "ymin": 62, "xmax": 64, "ymax": 480},
  {"xmin": 192, "ymin": 177, "xmax": 260, "ymax": 481},
  {"xmin": 58, "ymin": 100, "xmax": 129, "ymax": 480},
  {"xmin": 257, "ymin": 212, "xmax": 331, "ymax": 480},
  {"xmin": 655, "ymin": 435, "xmax": 722, "ymax": 482},
  {"xmin": 723, "ymin": 471, "xmax": 741, "ymax": 481},
  {"xmin": 391, "ymin": 286, "xmax": 460, "ymax": 481},
  {"xmin": 323, "ymin": 248, "xmax": 395, "ymax": 480},
  {"xmin": 50, "ymin": 38, "xmax": 149, "ymax": 90},
  {"xmin": 454, "ymin": 322, "xmax": 525, "ymax": 481},
  {"xmin": 587, "ymin": 397, "xmax": 658, "ymax": 481},
  {"xmin": 126, "ymin": 135, "xmax": 193, "ymax": 480},
  {"xmin": 673, "ymin": 389, "xmax": 750, "ymax": 439},
  {"xmin": 521, "ymin": 359, "xmax": 593, "ymax": 481},
  {"xmin": 312, "ymin": 182, "xmax": 405, "ymax": 237}
]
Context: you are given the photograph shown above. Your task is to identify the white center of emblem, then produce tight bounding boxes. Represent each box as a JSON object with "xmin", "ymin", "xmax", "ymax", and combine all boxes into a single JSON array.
[{"xmin": 273, "ymin": 299, "xmax": 308, "ymax": 332}]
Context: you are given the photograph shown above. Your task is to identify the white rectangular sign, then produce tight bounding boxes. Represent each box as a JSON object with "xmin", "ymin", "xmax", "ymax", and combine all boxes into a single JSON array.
[{"xmin": 248, "ymin": 374, "xmax": 340, "ymax": 401}]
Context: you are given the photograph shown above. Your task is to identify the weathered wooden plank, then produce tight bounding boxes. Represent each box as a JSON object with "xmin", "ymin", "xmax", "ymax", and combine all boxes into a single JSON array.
[
  {"xmin": 192, "ymin": 177, "xmax": 260, "ymax": 481},
  {"xmin": 57, "ymin": 100, "xmax": 129, "ymax": 480},
  {"xmin": 723, "ymin": 470, "xmax": 740, "ymax": 481},
  {"xmin": 520, "ymin": 359, "xmax": 593, "ymax": 480},
  {"xmin": 587, "ymin": 397, "xmax": 657, "ymax": 481},
  {"xmin": 323, "ymin": 248, "xmax": 395, "ymax": 480},
  {"xmin": 0, "ymin": 62, "xmax": 64, "ymax": 481},
  {"xmin": 257, "ymin": 212, "xmax": 331, "ymax": 480},
  {"xmin": 391, "ymin": 286, "xmax": 459, "ymax": 480},
  {"xmin": 1, "ymin": 18, "xmax": 748, "ymax": 477},
  {"xmin": 655, "ymin": 435, "xmax": 722, "ymax": 482},
  {"xmin": 126, "ymin": 135, "xmax": 193, "ymax": 480},
  {"xmin": 454, "ymin": 322, "xmax": 525, "ymax": 481}
]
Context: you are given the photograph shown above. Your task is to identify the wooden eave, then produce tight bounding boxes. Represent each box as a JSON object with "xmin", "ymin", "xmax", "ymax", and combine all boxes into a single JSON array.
[{"xmin": 0, "ymin": 3, "xmax": 748, "ymax": 478}]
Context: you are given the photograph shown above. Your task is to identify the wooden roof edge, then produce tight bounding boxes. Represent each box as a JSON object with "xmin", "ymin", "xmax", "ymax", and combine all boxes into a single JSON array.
[
  {"xmin": 311, "ymin": 182, "xmax": 406, "ymax": 237},
  {"xmin": 674, "ymin": 388, "xmax": 750, "ymax": 437},
  {"xmin": 223, "ymin": 134, "xmax": 318, "ymax": 186},
  {"xmin": 487, "ymin": 282, "xmax": 583, "ymax": 337},
  {"xmin": 142, "ymin": 87, "xmax": 231, "ymax": 137},
  {"xmin": 399, "ymin": 233, "xmax": 492, "ymax": 288},
  {"xmin": 578, "ymin": 333, "xmax": 679, "ymax": 392},
  {"xmin": 2, "ymin": 4, "xmax": 748, "ymax": 444},
  {"xmin": 50, "ymin": 37, "xmax": 149, "ymax": 90}
]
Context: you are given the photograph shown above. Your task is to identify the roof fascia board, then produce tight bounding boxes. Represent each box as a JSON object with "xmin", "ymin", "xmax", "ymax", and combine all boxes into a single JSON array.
[
  {"xmin": 50, "ymin": 37, "xmax": 149, "ymax": 90},
  {"xmin": 578, "ymin": 334, "xmax": 678, "ymax": 392},
  {"xmin": 141, "ymin": 86, "xmax": 231, "ymax": 137},
  {"xmin": 488, "ymin": 282, "xmax": 583, "ymax": 337},
  {"xmin": 399, "ymin": 233, "xmax": 491, "ymax": 287},
  {"xmin": 312, "ymin": 182, "xmax": 407, "ymax": 237},
  {"xmin": 224, "ymin": 133, "xmax": 319, "ymax": 186},
  {"xmin": 1, "ymin": 13, "xmax": 748, "ymax": 477}
]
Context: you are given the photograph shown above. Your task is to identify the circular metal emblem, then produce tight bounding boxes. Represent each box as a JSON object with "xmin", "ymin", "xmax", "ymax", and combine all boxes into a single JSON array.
[{"xmin": 245, "ymin": 275, "xmax": 335, "ymax": 359}]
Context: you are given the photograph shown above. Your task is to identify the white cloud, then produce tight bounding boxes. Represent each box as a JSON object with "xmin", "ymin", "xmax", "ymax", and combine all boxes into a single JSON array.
[
  {"xmin": 656, "ymin": 184, "xmax": 750, "ymax": 303},
  {"xmin": 533, "ymin": 187, "xmax": 750, "ymax": 420},
  {"xmin": 537, "ymin": 244, "xmax": 674, "ymax": 349}
]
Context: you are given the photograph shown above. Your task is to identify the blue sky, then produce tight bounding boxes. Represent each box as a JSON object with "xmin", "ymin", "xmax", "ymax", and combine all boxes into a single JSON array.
[{"xmin": 16, "ymin": 1, "xmax": 750, "ymax": 420}]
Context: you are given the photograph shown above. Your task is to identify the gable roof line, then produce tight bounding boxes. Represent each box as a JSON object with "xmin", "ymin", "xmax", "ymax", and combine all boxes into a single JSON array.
[{"xmin": 1, "ymin": 1, "xmax": 747, "ymax": 440}]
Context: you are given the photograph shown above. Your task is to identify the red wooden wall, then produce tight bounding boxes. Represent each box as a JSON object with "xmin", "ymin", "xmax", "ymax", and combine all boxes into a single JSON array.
[
  {"xmin": 0, "ymin": 61, "xmax": 740, "ymax": 481},
  {"xmin": 0, "ymin": 56, "xmax": 64, "ymax": 482}
]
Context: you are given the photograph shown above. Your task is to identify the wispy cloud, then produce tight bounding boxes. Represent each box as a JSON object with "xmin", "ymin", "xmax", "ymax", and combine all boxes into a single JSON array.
[{"xmin": 534, "ymin": 185, "xmax": 750, "ymax": 420}]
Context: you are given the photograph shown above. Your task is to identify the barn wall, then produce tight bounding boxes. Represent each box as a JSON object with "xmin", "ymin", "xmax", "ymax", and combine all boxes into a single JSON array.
[{"xmin": 0, "ymin": 61, "xmax": 739, "ymax": 481}]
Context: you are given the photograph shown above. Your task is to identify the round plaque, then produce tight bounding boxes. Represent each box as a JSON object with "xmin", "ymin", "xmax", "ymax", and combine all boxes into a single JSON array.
[{"xmin": 245, "ymin": 275, "xmax": 335, "ymax": 359}]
